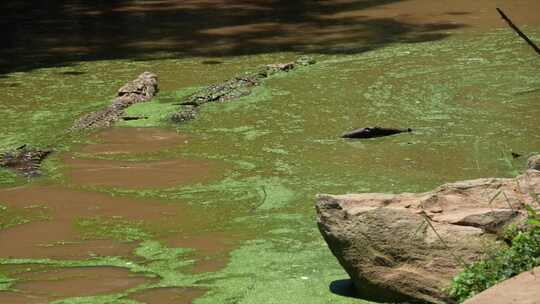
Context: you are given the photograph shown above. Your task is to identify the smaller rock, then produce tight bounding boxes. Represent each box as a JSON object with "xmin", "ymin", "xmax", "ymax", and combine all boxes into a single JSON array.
[
  {"xmin": 464, "ymin": 266, "xmax": 540, "ymax": 304},
  {"xmin": 527, "ymin": 154, "xmax": 540, "ymax": 170}
]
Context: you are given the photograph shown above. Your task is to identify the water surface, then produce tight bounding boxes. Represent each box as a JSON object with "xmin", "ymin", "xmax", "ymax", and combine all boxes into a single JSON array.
[{"xmin": 1, "ymin": 1, "xmax": 540, "ymax": 303}]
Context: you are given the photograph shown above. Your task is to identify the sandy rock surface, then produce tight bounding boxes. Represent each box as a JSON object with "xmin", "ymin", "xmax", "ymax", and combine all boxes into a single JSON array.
[{"xmin": 316, "ymin": 170, "xmax": 540, "ymax": 303}]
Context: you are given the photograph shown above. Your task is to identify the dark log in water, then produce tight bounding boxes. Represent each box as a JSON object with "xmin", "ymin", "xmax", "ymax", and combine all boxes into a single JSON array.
[
  {"xmin": 70, "ymin": 72, "xmax": 158, "ymax": 131},
  {"xmin": 341, "ymin": 127, "xmax": 412, "ymax": 139}
]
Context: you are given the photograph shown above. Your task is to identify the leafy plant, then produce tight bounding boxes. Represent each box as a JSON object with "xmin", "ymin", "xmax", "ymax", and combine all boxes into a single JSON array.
[{"xmin": 449, "ymin": 197, "xmax": 540, "ymax": 303}]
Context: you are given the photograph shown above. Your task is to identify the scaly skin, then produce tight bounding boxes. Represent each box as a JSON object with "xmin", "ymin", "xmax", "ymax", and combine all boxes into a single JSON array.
[
  {"xmin": 70, "ymin": 72, "xmax": 159, "ymax": 131},
  {"xmin": 171, "ymin": 56, "xmax": 315, "ymax": 123}
]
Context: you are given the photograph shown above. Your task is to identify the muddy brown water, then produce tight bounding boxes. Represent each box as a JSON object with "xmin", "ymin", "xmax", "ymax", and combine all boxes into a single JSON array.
[
  {"xmin": 64, "ymin": 127, "xmax": 219, "ymax": 189},
  {"xmin": 81, "ymin": 127, "xmax": 189, "ymax": 155},
  {"xmin": 63, "ymin": 157, "xmax": 217, "ymax": 189},
  {"xmin": 164, "ymin": 231, "xmax": 243, "ymax": 274},
  {"xmin": 0, "ymin": 266, "xmax": 153, "ymax": 304},
  {"xmin": 0, "ymin": 184, "xmax": 189, "ymax": 259},
  {"xmin": 0, "ymin": 127, "xmax": 248, "ymax": 302}
]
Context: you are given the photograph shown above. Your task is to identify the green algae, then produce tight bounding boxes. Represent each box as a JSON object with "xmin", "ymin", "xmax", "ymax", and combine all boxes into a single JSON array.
[
  {"xmin": 0, "ymin": 168, "xmax": 21, "ymax": 186},
  {"xmin": 0, "ymin": 240, "xmax": 196, "ymax": 303},
  {"xmin": 195, "ymin": 239, "xmax": 366, "ymax": 304},
  {"xmin": 75, "ymin": 217, "xmax": 152, "ymax": 242},
  {"xmin": 116, "ymin": 88, "xmax": 198, "ymax": 128},
  {"xmin": 0, "ymin": 274, "xmax": 14, "ymax": 291}
]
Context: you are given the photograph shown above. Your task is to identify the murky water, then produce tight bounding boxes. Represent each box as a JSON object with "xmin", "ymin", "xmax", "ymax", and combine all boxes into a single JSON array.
[
  {"xmin": 0, "ymin": 266, "xmax": 153, "ymax": 303},
  {"xmin": 1, "ymin": 0, "xmax": 540, "ymax": 303}
]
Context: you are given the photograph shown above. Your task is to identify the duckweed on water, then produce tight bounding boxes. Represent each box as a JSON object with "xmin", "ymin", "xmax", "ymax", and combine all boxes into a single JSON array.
[
  {"xmin": 75, "ymin": 217, "xmax": 152, "ymax": 242},
  {"xmin": 0, "ymin": 274, "xmax": 14, "ymax": 291}
]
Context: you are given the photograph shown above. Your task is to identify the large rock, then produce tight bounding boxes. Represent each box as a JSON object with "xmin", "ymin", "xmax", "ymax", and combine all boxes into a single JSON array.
[
  {"xmin": 463, "ymin": 266, "xmax": 540, "ymax": 304},
  {"xmin": 316, "ymin": 170, "xmax": 540, "ymax": 303}
]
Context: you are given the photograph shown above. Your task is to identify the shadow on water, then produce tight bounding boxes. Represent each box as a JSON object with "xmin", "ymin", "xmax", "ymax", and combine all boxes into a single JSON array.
[
  {"xmin": 201, "ymin": 60, "xmax": 224, "ymax": 65},
  {"xmin": 60, "ymin": 71, "xmax": 86, "ymax": 76},
  {"xmin": 0, "ymin": 0, "xmax": 464, "ymax": 75},
  {"xmin": 329, "ymin": 279, "xmax": 361, "ymax": 299},
  {"xmin": 330, "ymin": 279, "xmax": 422, "ymax": 304}
]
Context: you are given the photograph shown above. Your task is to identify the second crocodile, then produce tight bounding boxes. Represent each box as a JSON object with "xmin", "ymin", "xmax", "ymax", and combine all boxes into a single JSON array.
[{"xmin": 171, "ymin": 56, "xmax": 315, "ymax": 123}]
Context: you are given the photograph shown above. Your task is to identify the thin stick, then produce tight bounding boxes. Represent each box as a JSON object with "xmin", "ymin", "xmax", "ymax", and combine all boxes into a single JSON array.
[
  {"xmin": 496, "ymin": 8, "xmax": 540, "ymax": 55},
  {"xmin": 501, "ymin": 191, "xmax": 515, "ymax": 212},
  {"xmin": 420, "ymin": 211, "xmax": 466, "ymax": 266},
  {"xmin": 487, "ymin": 190, "xmax": 502, "ymax": 212}
]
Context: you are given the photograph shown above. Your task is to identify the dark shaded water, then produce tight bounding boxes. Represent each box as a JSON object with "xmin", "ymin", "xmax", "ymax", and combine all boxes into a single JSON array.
[{"xmin": 4, "ymin": 0, "xmax": 537, "ymax": 75}]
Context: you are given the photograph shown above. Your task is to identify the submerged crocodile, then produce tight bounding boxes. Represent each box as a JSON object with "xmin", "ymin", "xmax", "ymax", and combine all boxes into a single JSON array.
[
  {"xmin": 171, "ymin": 56, "xmax": 316, "ymax": 123},
  {"xmin": 0, "ymin": 145, "xmax": 53, "ymax": 177},
  {"xmin": 70, "ymin": 72, "xmax": 158, "ymax": 131}
]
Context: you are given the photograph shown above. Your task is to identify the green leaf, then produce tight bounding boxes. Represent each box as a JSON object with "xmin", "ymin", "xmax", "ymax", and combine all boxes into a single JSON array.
[
  {"xmin": 524, "ymin": 204, "xmax": 537, "ymax": 218},
  {"xmin": 527, "ymin": 218, "xmax": 540, "ymax": 228}
]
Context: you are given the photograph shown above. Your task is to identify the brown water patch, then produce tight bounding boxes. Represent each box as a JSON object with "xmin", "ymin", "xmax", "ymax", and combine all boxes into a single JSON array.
[
  {"xmin": 63, "ymin": 156, "xmax": 218, "ymax": 189},
  {"xmin": 0, "ymin": 184, "xmax": 248, "ymax": 269},
  {"xmin": 338, "ymin": 0, "xmax": 540, "ymax": 32},
  {"xmin": 0, "ymin": 266, "xmax": 152, "ymax": 303},
  {"xmin": 65, "ymin": 127, "xmax": 221, "ymax": 189},
  {"xmin": 163, "ymin": 231, "xmax": 244, "ymax": 274},
  {"xmin": 128, "ymin": 287, "xmax": 207, "ymax": 304},
  {"xmin": 0, "ymin": 221, "xmax": 136, "ymax": 260},
  {"xmin": 0, "ymin": 185, "xmax": 195, "ymax": 259},
  {"xmin": 0, "ymin": 291, "xmax": 42, "ymax": 304},
  {"xmin": 81, "ymin": 127, "xmax": 188, "ymax": 156}
]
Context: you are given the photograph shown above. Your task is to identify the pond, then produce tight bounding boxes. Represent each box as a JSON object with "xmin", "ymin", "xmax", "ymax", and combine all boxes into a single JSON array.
[{"xmin": 0, "ymin": 1, "xmax": 539, "ymax": 303}]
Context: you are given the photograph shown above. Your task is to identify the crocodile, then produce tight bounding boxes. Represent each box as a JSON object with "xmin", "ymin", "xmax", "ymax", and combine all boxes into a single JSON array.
[
  {"xmin": 0, "ymin": 145, "xmax": 53, "ymax": 177},
  {"xmin": 0, "ymin": 72, "xmax": 159, "ymax": 178},
  {"xmin": 70, "ymin": 71, "xmax": 158, "ymax": 131},
  {"xmin": 171, "ymin": 56, "xmax": 315, "ymax": 123}
]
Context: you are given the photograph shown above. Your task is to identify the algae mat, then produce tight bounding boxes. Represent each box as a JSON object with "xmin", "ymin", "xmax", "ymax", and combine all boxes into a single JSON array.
[{"xmin": 1, "ymin": 28, "xmax": 540, "ymax": 303}]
